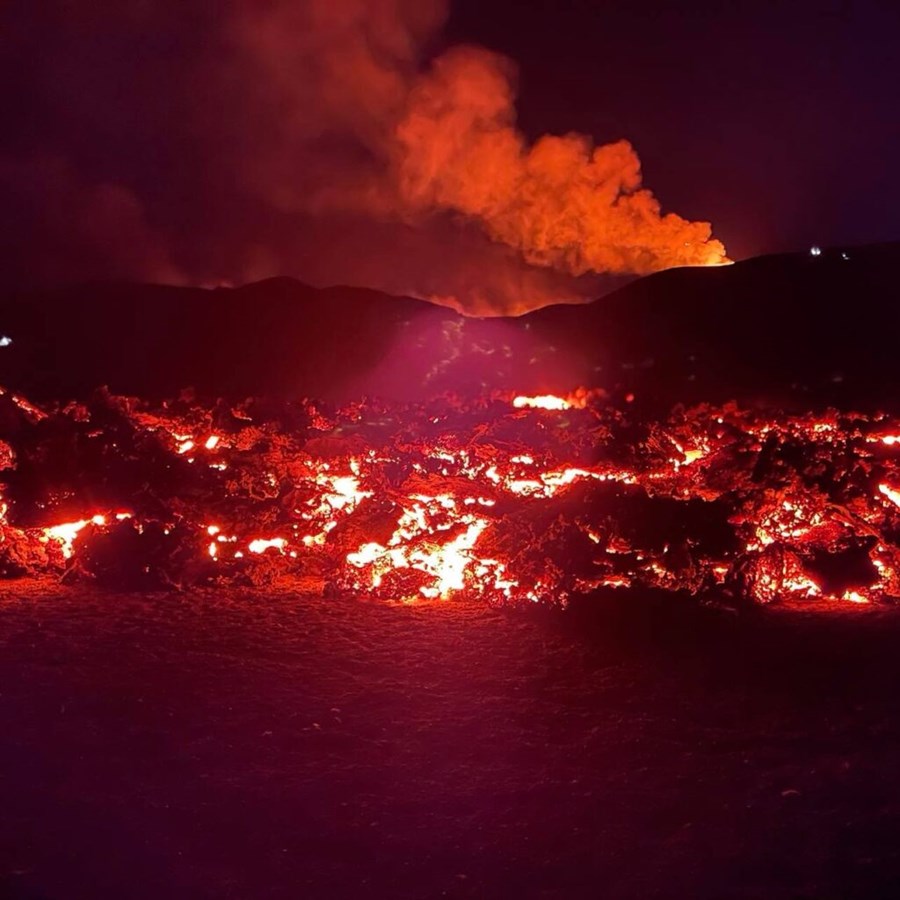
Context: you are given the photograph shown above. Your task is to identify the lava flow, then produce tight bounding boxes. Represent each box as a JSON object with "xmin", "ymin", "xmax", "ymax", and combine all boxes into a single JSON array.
[{"xmin": 1, "ymin": 385, "xmax": 899, "ymax": 607}]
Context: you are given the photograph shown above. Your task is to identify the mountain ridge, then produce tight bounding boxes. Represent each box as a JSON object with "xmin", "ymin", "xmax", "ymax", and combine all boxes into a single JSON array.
[{"xmin": 2, "ymin": 242, "xmax": 899, "ymax": 408}]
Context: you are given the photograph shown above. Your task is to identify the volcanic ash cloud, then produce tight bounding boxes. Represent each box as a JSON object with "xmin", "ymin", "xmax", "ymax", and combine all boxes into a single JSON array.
[
  {"xmin": 393, "ymin": 46, "xmax": 727, "ymax": 277},
  {"xmin": 223, "ymin": 3, "xmax": 728, "ymax": 300},
  {"xmin": 0, "ymin": 0, "xmax": 727, "ymax": 311}
]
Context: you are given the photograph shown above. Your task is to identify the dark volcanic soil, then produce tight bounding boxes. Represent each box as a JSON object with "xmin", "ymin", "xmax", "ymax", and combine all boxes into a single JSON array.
[{"xmin": 1, "ymin": 588, "xmax": 900, "ymax": 899}]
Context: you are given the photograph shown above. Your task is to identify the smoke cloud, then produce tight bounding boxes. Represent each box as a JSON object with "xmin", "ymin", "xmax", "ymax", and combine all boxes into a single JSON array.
[
  {"xmin": 395, "ymin": 47, "xmax": 727, "ymax": 276},
  {"xmin": 0, "ymin": 0, "xmax": 726, "ymax": 313}
]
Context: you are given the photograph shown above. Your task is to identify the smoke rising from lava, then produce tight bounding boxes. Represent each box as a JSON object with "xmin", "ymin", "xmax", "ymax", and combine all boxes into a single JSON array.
[
  {"xmin": 0, "ymin": 0, "xmax": 726, "ymax": 312},
  {"xmin": 395, "ymin": 46, "xmax": 726, "ymax": 276}
]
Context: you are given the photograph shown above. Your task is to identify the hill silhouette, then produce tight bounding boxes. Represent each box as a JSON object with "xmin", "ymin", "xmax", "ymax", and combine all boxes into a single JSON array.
[{"xmin": 1, "ymin": 243, "xmax": 898, "ymax": 408}]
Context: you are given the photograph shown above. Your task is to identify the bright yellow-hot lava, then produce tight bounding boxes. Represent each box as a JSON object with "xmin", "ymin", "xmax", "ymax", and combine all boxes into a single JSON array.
[
  {"xmin": 41, "ymin": 515, "xmax": 107, "ymax": 559},
  {"xmin": 513, "ymin": 395, "xmax": 572, "ymax": 411}
]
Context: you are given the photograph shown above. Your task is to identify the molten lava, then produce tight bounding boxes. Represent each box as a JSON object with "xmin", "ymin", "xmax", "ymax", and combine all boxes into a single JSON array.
[{"xmin": 0, "ymin": 385, "xmax": 898, "ymax": 607}]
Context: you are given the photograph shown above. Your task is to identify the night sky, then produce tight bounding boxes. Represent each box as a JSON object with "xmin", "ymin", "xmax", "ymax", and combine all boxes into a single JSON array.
[{"xmin": 1, "ymin": 0, "xmax": 897, "ymax": 311}]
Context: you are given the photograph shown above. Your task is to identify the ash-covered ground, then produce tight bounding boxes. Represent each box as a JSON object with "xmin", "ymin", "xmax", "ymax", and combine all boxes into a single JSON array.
[{"xmin": 2, "ymin": 585, "xmax": 900, "ymax": 899}]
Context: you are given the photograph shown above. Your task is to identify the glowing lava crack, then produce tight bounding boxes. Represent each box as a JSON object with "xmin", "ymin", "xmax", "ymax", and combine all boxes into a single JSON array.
[{"xmin": 1, "ymin": 386, "xmax": 899, "ymax": 606}]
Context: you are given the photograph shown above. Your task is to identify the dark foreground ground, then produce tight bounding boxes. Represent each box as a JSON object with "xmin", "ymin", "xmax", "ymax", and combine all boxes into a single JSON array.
[{"xmin": 2, "ymin": 588, "xmax": 900, "ymax": 899}]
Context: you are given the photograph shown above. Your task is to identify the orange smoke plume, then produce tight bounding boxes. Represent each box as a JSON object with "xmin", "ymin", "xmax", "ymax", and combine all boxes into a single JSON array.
[
  {"xmin": 0, "ymin": 0, "xmax": 728, "ymax": 309},
  {"xmin": 395, "ymin": 47, "xmax": 728, "ymax": 276}
]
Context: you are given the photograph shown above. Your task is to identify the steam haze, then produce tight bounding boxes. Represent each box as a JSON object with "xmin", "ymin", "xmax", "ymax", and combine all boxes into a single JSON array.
[{"xmin": 0, "ymin": 0, "xmax": 726, "ymax": 313}]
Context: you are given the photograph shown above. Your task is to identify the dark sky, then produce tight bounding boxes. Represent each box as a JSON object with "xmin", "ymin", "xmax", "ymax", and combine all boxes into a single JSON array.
[{"xmin": 1, "ymin": 0, "xmax": 897, "ymax": 310}]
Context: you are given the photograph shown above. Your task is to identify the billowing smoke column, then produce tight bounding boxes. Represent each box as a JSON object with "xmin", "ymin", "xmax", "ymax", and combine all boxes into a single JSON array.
[
  {"xmin": 395, "ymin": 47, "xmax": 727, "ymax": 276},
  {"xmin": 0, "ymin": 0, "xmax": 726, "ymax": 312}
]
